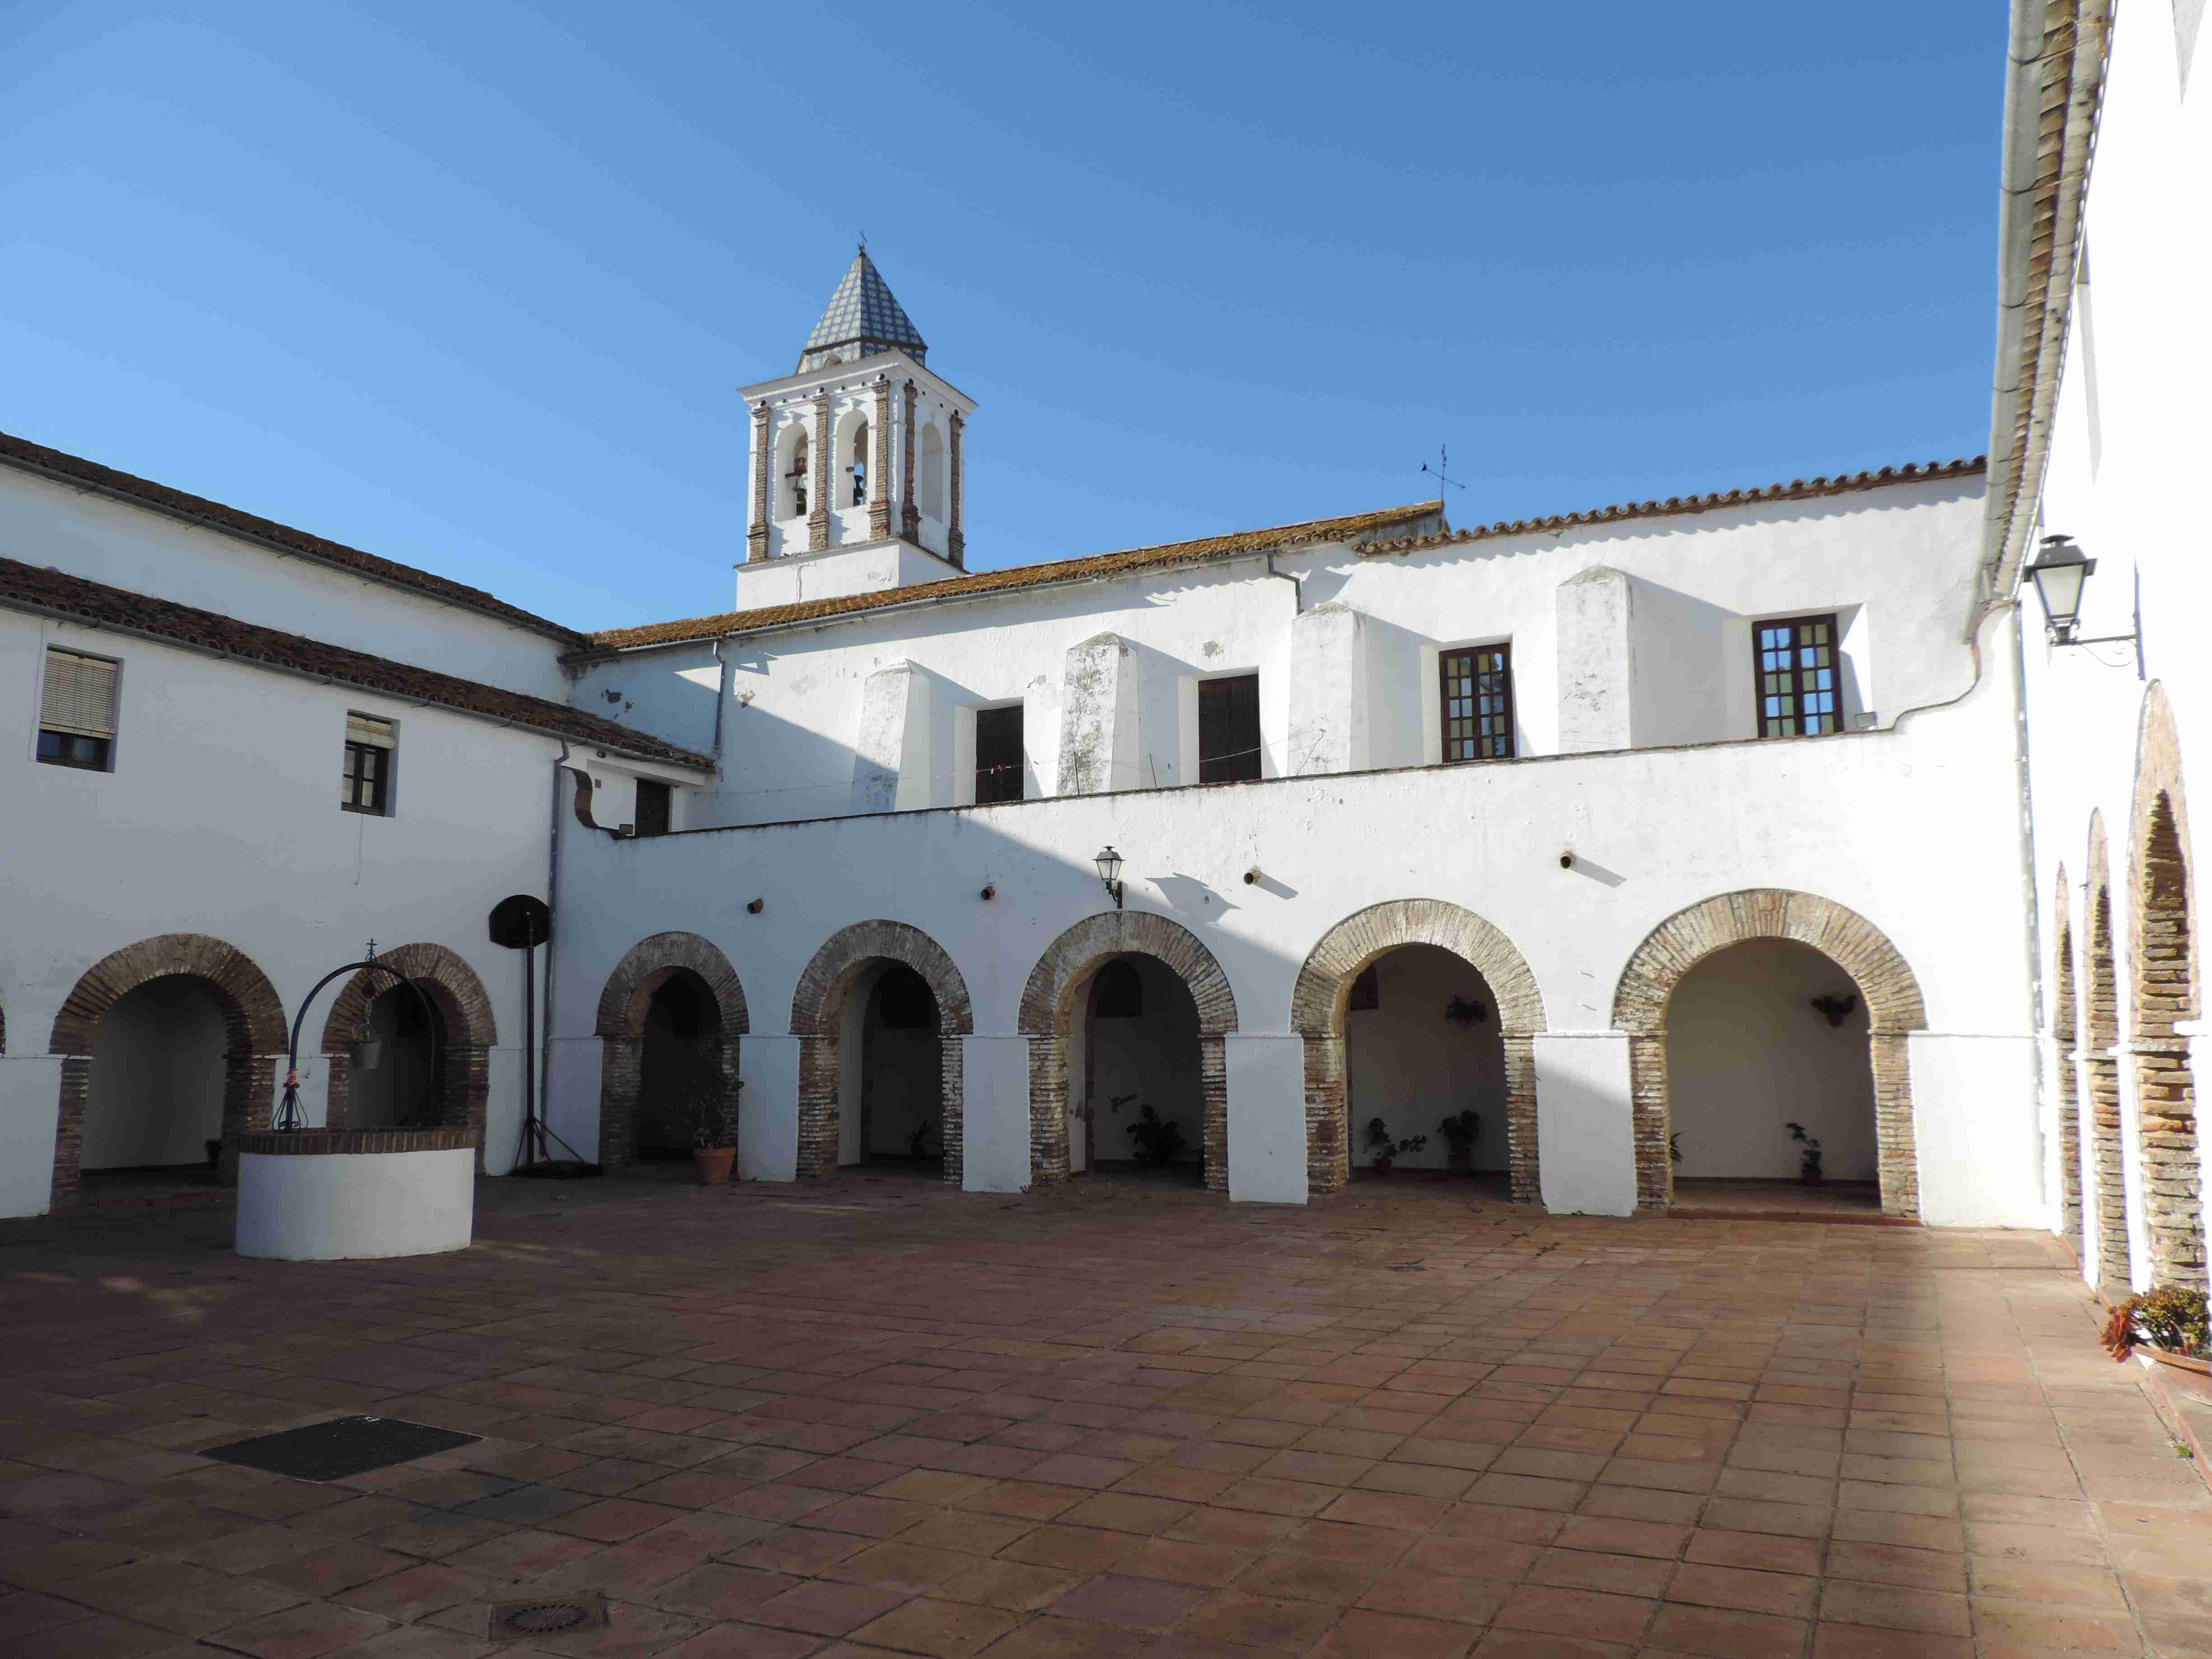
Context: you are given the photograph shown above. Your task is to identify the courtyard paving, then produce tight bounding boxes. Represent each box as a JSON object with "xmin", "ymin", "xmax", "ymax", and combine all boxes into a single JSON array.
[{"xmin": 1, "ymin": 1172, "xmax": 2207, "ymax": 1659}]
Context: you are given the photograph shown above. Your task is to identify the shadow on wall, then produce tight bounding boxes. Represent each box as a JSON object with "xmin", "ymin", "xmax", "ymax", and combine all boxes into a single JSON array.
[{"xmin": 1666, "ymin": 937, "xmax": 1876, "ymax": 1180}]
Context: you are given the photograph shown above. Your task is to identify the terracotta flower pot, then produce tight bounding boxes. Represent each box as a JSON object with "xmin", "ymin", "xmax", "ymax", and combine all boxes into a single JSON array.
[
  {"xmin": 2138, "ymin": 1343, "xmax": 2212, "ymax": 1406},
  {"xmin": 693, "ymin": 1147, "xmax": 736, "ymax": 1186}
]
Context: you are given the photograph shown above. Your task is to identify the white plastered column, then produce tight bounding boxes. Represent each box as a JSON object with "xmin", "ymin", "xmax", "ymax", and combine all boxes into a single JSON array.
[
  {"xmin": 1056, "ymin": 633, "xmax": 1141, "ymax": 795},
  {"xmin": 1556, "ymin": 565, "xmax": 1635, "ymax": 754},
  {"xmin": 1533, "ymin": 1030, "xmax": 1636, "ymax": 1215},
  {"xmin": 1225, "ymin": 1033, "xmax": 1307, "ymax": 1204},
  {"xmin": 850, "ymin": 660, "xmax": 933, "ymax": 812},
  {"xmin": 963, "ymin": 1035, "xmax": 1031, "ymax": 1193},
  {"xmin": 737, "ymin": 1034, "xmax": 800, "ymax": 1182},
  {"xmin": 1286, "ymin": 601, "xmax": 1370, "ymax": 776}
]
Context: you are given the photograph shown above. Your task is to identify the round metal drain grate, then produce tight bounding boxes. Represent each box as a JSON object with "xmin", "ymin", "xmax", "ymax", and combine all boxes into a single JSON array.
[{"xmin": 495, "ymin": 1602, "xmax": 592, "ymax": 1636}]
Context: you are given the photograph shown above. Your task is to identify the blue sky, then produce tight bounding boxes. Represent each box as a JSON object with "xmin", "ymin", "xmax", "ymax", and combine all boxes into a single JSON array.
[{"xmin": 3, "ymin": 2, "xmax": 2002, "ymax": 631}]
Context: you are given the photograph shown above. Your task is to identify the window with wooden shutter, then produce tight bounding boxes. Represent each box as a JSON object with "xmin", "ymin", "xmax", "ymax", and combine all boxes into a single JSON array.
[
  {"xmin": 342, "ymin": 713, "xmax": 396, "ymax": 815},
  {"xmin": 37, "ymin": 647, "xmax": 118, "ymax": 771},
  {"xmin": 1753, "ymin": 614, "xmax": 1840, "ymax": 737},
  {"xmin": 1440, "ymin": 644, "xmax": 1514, "ymax": 762},
  {"xmin": 975, "ymin": 704, "xmax": 1023, "ymax": 803},
  {"xmin": 1198, "ymin": 673, "xmax": 1261, "ymax": 783}
]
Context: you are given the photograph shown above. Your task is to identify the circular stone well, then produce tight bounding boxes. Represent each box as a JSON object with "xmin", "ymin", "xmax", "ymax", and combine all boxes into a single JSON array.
[{"xmin": 234, "ymin": 1128, "xmax": 476, "ymax": 1261}]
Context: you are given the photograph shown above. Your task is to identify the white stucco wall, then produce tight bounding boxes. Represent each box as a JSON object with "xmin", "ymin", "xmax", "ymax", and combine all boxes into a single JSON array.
[
  {"xmin": 2015, "ymin": 3, "xmax": 2212, "ymax": 1290},
  {"xmin": 0, "ymin": 468, "xmax": 572, "ymax": 699},
  {"xmin": 549, "ymin": 623, "xmax": 2035, "ymax": 1222},
  {"xmin": 235, "ymin": 1147, "xmax": 475, "ymax": 1260},
  {"xmin": 0, "ymin": 611, "xmax": 555, "ymax": 1214}
]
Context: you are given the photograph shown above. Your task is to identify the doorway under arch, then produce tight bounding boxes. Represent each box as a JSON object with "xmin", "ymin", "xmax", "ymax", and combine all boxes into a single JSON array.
[
  {"xmin": 2085, "ymin": 817, "xmax": 2132, "ymax": 1296},
  {"xmin": 1069, "ymin": 954, "xmax": 1205, "ymax": 1181},
  {"xmin": 790, "ymin": 921, "xmax": 971, "ymax": 1181},
  {"xmin": 840, "ymin": 962, "xmax": 946, "ymax": 1167},
  {"xmin": 47, "ymin": 933, "xmax": 286, "ymax": 1205},
  {"xmin": 2051, "ymin": 867, "xmax": 2084, "ymax": 1256},
  {"xmin": 1021, "ymin": 913, "xmax": 1236, "ymax": 1189},
  {"xmin": 319, "ymin": 943, "xmax": 496, "ymax": 1156},
  {"xmin": 1292, "ymin": 900, "xmax": 1544, "ymax": 1201},
  {"xmin": 1613, "ymin": 890, "xmax": 1925, "ymax": 1217},
  {"xmin": 595, "ymin": 931, "xmax": 748, "ymax": 1172},
  {"xmin": 345, "ymin": 982, "xmax": 448, "ymax": 1130}
]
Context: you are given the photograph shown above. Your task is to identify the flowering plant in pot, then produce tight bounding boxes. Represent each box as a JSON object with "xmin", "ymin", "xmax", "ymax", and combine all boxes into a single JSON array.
[
  {"xmin": 1364, "ymin": 1117, "xmax": 1426, "ymax": 1174},
  {"xmin": 2102, "ymin": 1284, "xmax": 2211, "ymax": 1400},
  {"xmin": 690, "ymin": 1083, "xmax": 741, "ymax": 1185},
  {"xmin": 1787, "ymin": 1121, "xmax": 1823, "ymax": 1185},
  {"xmin": 1436, "ymin": 1110, "xmax": 1480, "ymax": 1175}
]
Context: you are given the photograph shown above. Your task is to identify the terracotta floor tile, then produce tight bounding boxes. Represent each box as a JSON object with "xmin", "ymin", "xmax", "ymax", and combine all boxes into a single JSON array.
[
  {"xmin": 1664, "ymin": 1561, "xmax": 1817, "ymax": 1619},
  {"xmin": 998, "ymin": 1525, "xmax": 1139, "ymax": 1575},
  {"xmin": 1235, "ymin": 1551, "xmax": 1379, "ymax": 1604},
  {"xmin": 971, "ymin": 1615, "xmax": 1147, "ymax": 1658},
  {"xmin": 1046, "ymin": 1573, "xmax": 1210, "ymax": 1630},
  {"xmin": 1643, "ymin": 1602, "xmax": 1806, "ymax": 1659},
  {"xmin": 746, "ymin": 1578, "xmax": 910, "ymax": 1636},
  {"xmin": 934, "ymin": 1556, "xmax": 1082, "ymax": 1611},
  {"xmin": 1809, "ymin": 1624, "xmax": 1974, "ymax": 1659},
  {"xmin": 1968, "ymin": 1598, "xmax": 2143, "ymax": 1654},
  {"xmin": 1817, "ymin": 1580, "xmax": 1971, "ymax": 1636},
  {"xmin": 206, "ymin": 1602, "xmax": 395, "ymax": 1659},
  {"xmin": 1177, "ymin": 1589, "xmax": 1340, "ymax": 1650},
  {"xmin": 1492, "ymin": 1584, "xmax": 1654, "ymax": 1645},
  {"xmin": 1315, "ymin": 1608, "xmax": 1477, "ymax": 1659},
  {"xmin": 1553, "ymin": 1516, "xmax": 1685, "ymax": 1560},
  {"xmin": 1525, "ymin": 1547, "xmax": 1669, "ymax": 1598},
  {"xmin": 1470, "ymin": 1629, "xmax": 1629, "ymax": 1659}
]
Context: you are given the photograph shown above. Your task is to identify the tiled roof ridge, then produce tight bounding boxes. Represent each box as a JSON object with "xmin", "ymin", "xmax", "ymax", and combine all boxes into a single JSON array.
[
  {"xmin": 0, "ymin": 555, "xmax": 711, "ymax": 769},
  {"xmin": 579, "ymin": 500, "xmax": 1443, "ymax": 654},
  {"xmin": 0, "ymin": 428, "xmax": 586, "ymax": 644},
  {"xmin": 1360, "ymin": 457, "xmax": 1989, "ymax": 555}
]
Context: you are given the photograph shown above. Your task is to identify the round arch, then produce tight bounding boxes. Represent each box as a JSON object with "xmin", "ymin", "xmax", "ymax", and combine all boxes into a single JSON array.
[
  {"xmin": 2085, "ymin": 815, "xmax": 2133, "ymax": 1295},
  {"xmin": 790, "ymin": 920, "xmax": 972, "ymax": 1181},
  {"xmin": 319, "ymin": 943, "xmax": 497, "ymax": 1154},
  {"xmin": 1291, "ymin": 900, "xmax": 1546, "ymax": 1201},
  {"xmin": 2128, "ymin": 684, "xmax": 2205, "ymax": 1290},
  {"xmin": 1611, "ymin": 890, "xmax": 1926, "ymax": 1217},
  {"xmin": 47, "ymin": 933, "xmax": 287, "ymax": 1206},
  {"xmin": 2051, "ymin": 865, "xmax": 2084, "ymax": 1256},
  {"xmin": 1019, "ymin": 911, "xmax": 1237, "ymax": 1189},
  {"xmin": 595, "ymin": 933, "xmax": 750, "ymax": 1171}
]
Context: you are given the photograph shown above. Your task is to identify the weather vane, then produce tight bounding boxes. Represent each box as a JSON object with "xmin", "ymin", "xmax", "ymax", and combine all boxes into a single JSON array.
[{"xmin": 1420, "ymin": 445, "xmax": 1466, "ymax": 495}]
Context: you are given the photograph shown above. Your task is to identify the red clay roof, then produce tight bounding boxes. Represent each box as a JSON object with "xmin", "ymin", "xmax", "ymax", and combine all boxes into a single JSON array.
[
  {"xmin": 0, "ymin": 428, "xmax": 585, "ymax": 644},
  {"xmin": 0, "ymin": 556, "xmax": 711, "ymax": 769},
  {"xmin": 1360, "ymin": 457, "xmax": 1987, "ymax": 553},
  {"xmin": 581, "ymin": 501, "xmax": 1445, "ymax": 653}
]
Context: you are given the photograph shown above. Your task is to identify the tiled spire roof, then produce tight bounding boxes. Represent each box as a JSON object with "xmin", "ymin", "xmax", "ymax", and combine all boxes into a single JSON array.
[{"xmin": 799, "ymin": 248, "xmax": 928, "ymax": 370}]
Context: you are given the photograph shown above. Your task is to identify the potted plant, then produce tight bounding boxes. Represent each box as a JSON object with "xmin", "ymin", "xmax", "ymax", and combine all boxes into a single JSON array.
[
  {"xmin": 1364, "ymin": 1117, "xmax": 1426, "ymax": 1175},
  {"xmin": 1786, "ymin": 1121, "xmax": 1823, "ymax": 1185},
  {"xmin": 1125, "ymin": 1102, "xmax": 1187, "ymax": 1171},
  {"xmin": 1436, "ymin": 1110, "xmax": 1480, "ymax": 1175},
  {"xmin": 690, "ymin": 1084, "xmax": 739, "ymax": 1185},
  {"xmin": 2102, "ymin": 1284, "xmax": 2211, "ymax": 1404}
]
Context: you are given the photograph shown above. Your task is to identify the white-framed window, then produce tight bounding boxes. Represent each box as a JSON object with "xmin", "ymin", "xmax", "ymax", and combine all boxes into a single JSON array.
[
  {"xmin": 342, "ymin": 712, "xmax": 397, "ymax": 814},
  {"xmin": 37, "ymin": 646, "xmax": 119, "ymax": 772}
]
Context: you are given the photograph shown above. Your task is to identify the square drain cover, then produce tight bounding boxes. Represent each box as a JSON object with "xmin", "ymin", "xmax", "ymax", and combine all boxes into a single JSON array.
[{"xmin": 201, "ymin": 1415, "xmax": 480, "ymax": 1482}]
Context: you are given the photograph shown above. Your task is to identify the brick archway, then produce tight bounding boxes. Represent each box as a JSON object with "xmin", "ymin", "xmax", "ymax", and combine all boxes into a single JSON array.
[
  {"xmin": 2085, "ymin": 815, "xmax": 2132, "ymax": 1296},
  {"xmin": 2128, "ymin": 684, "xmax": 2204, "ymax": 1290},
  {"xmin": 319, "ymin": 944, "xmax": 497, "ymax": 1157},
  {"xmin": 595, "ymin": 933, "xmax": 750, "ymax": 1170},
  {"xmin": 2051, "ymin": 867, "xmax": 2084, "ymax": 1256},
  {"xmin": 47, "ymin": 933, "xmax": 287, "ymax": 1207},
  {"xmin": 790, "ymin": 921, "xmax": 972, "ymax": 1182},
  {"xmin": 1019, "ymin": 912, "xmax": 1237, "ymax": 1190},
  {"xmin": 1291, "ymin": 900, "xmax": 1546, "ymax": 1201},
  {"xmin": 1612, "ymin": 890, "xmax": 1926, "ymax": 1217}
]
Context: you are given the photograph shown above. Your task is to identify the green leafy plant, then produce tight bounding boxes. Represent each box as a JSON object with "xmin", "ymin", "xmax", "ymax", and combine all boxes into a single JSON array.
[
  {"xmin": 690, "ymin": 1080, "xmax": 741, "ymax": 1149},
  {"xmin": 1125, "ymin": 1103, "xmax": 1187, "ymax": 1169},
  {"xmin": 1364, "ymin": 1117, "xmax": 1427, "ymax": 1174},
  {"xmin": 907, "ymin": 1116, "xmax": 941, "ymax": 1159},
  {"xmin": 1786, "ymin": 1121, "xmax": 1823, "ymax": 1181},
  {"xmin": 1668, "ymin": 1130, "xmax": 1684, "ymax": 1166},
  {"xmin": 1436, "ymin": 1110, "xmax": 1481, "ymax": 1171},
  {"xmin": 2102, "ymin": 1284, "xmax": 2211, "ymax": 1362}
]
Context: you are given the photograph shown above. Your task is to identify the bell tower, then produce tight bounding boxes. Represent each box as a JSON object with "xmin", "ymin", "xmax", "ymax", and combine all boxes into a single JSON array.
[{"xmin": 736, "ymin": 248, "xmax": 976, "ymax": 608}]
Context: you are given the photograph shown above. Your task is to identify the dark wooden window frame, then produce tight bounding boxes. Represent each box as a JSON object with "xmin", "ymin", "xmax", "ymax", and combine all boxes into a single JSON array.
[
  {"xmin": 974, "ymin": 703, "xmax": 1024, "ymax": 804},
  {"xmin": 1439, "ymin": 642, "xmax": 1515, "ymax": 763},
  {"xmin": 1753, "ymin": 612, "xmax": 1842, "ymax": 739},
  {"xmin": 1197, "ymin": 672, "xmax": 1262, "ymax": 783},
  {"xmin": 634, "ymin": 779, "xmax": 672, "ymax": 838},
  {"xmin": 342, "ymin": 741, "xmax": 390, "ymax": 815}
]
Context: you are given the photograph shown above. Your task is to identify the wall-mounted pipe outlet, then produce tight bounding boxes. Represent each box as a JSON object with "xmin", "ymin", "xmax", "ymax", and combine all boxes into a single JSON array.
[
  {"xmin": 1243, "ymin": 866, "xmax": 1261, "ymax": 886},
  {"xmin": 745, "ymin": 897, "xmax": 765, "ymax": 914},
  {"xmin": 1559, "ymin": 849, "xmax": 1575, "ymax": 870},
  {"xmin": 979, "ymin": 883, "xmax": 996, "ymax": 901}
]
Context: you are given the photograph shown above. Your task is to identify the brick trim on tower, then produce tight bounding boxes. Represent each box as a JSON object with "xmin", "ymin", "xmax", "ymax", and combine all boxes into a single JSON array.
[
  {"xmin": 748, "ymin": 402, "xmax": 772, "ymax": 563},
  {"xmin": 900, "ymin": 382, "xmax": 920, "ymax": 544},
  {"xmin": 869, "ymin": 378, "xmax": 893, "ymax": 540},
  {"xmin": 1018, "ymin": 911, "xmax": 1238, "ymax": 1190},
  {"xmin": 1612, "ymin": 889, "xmax": 1927, "ymax": 1218},
  {"xmin": 807, "ymin": 390, "xmax": 834, "ymax": 552},
  {"xmin": 789, "ymin": 920, "xmax": 973, "ymax": 1182},
  {"xmin": 947, "ymin": 410, "xmax": 965, "ymax": 568},
  {"xmin": 46, "ymin": 933, "xmax": 287, "ymax": 1208},
  {"xmin": 1290, "ymin": 899, "xmax": 1547, "ymax": 1202},
  {"xmin": 2127, "ymin": 684, "xmax": 2205, "ymax": 1291},
  {"xmin": 316, "ymin": 943, "xmax": 497, "ymax": 1168},
  {"xmin": 593, "ymin": 932, "xmax": 750, "ymax": 1172}
]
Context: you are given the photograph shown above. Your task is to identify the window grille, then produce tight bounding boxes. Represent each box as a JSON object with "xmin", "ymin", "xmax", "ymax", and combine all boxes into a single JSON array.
[
  {"xmin": 1440, "ymin": 645, "xmax": 1514, "ymax": 761},
  {"xmin": 37, "ymin": 647, "xmax": 117, "ymax": 770},
  {"xmin": 1754, "ymin": 614, "xmax": 1841, "ymax": 737}
]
